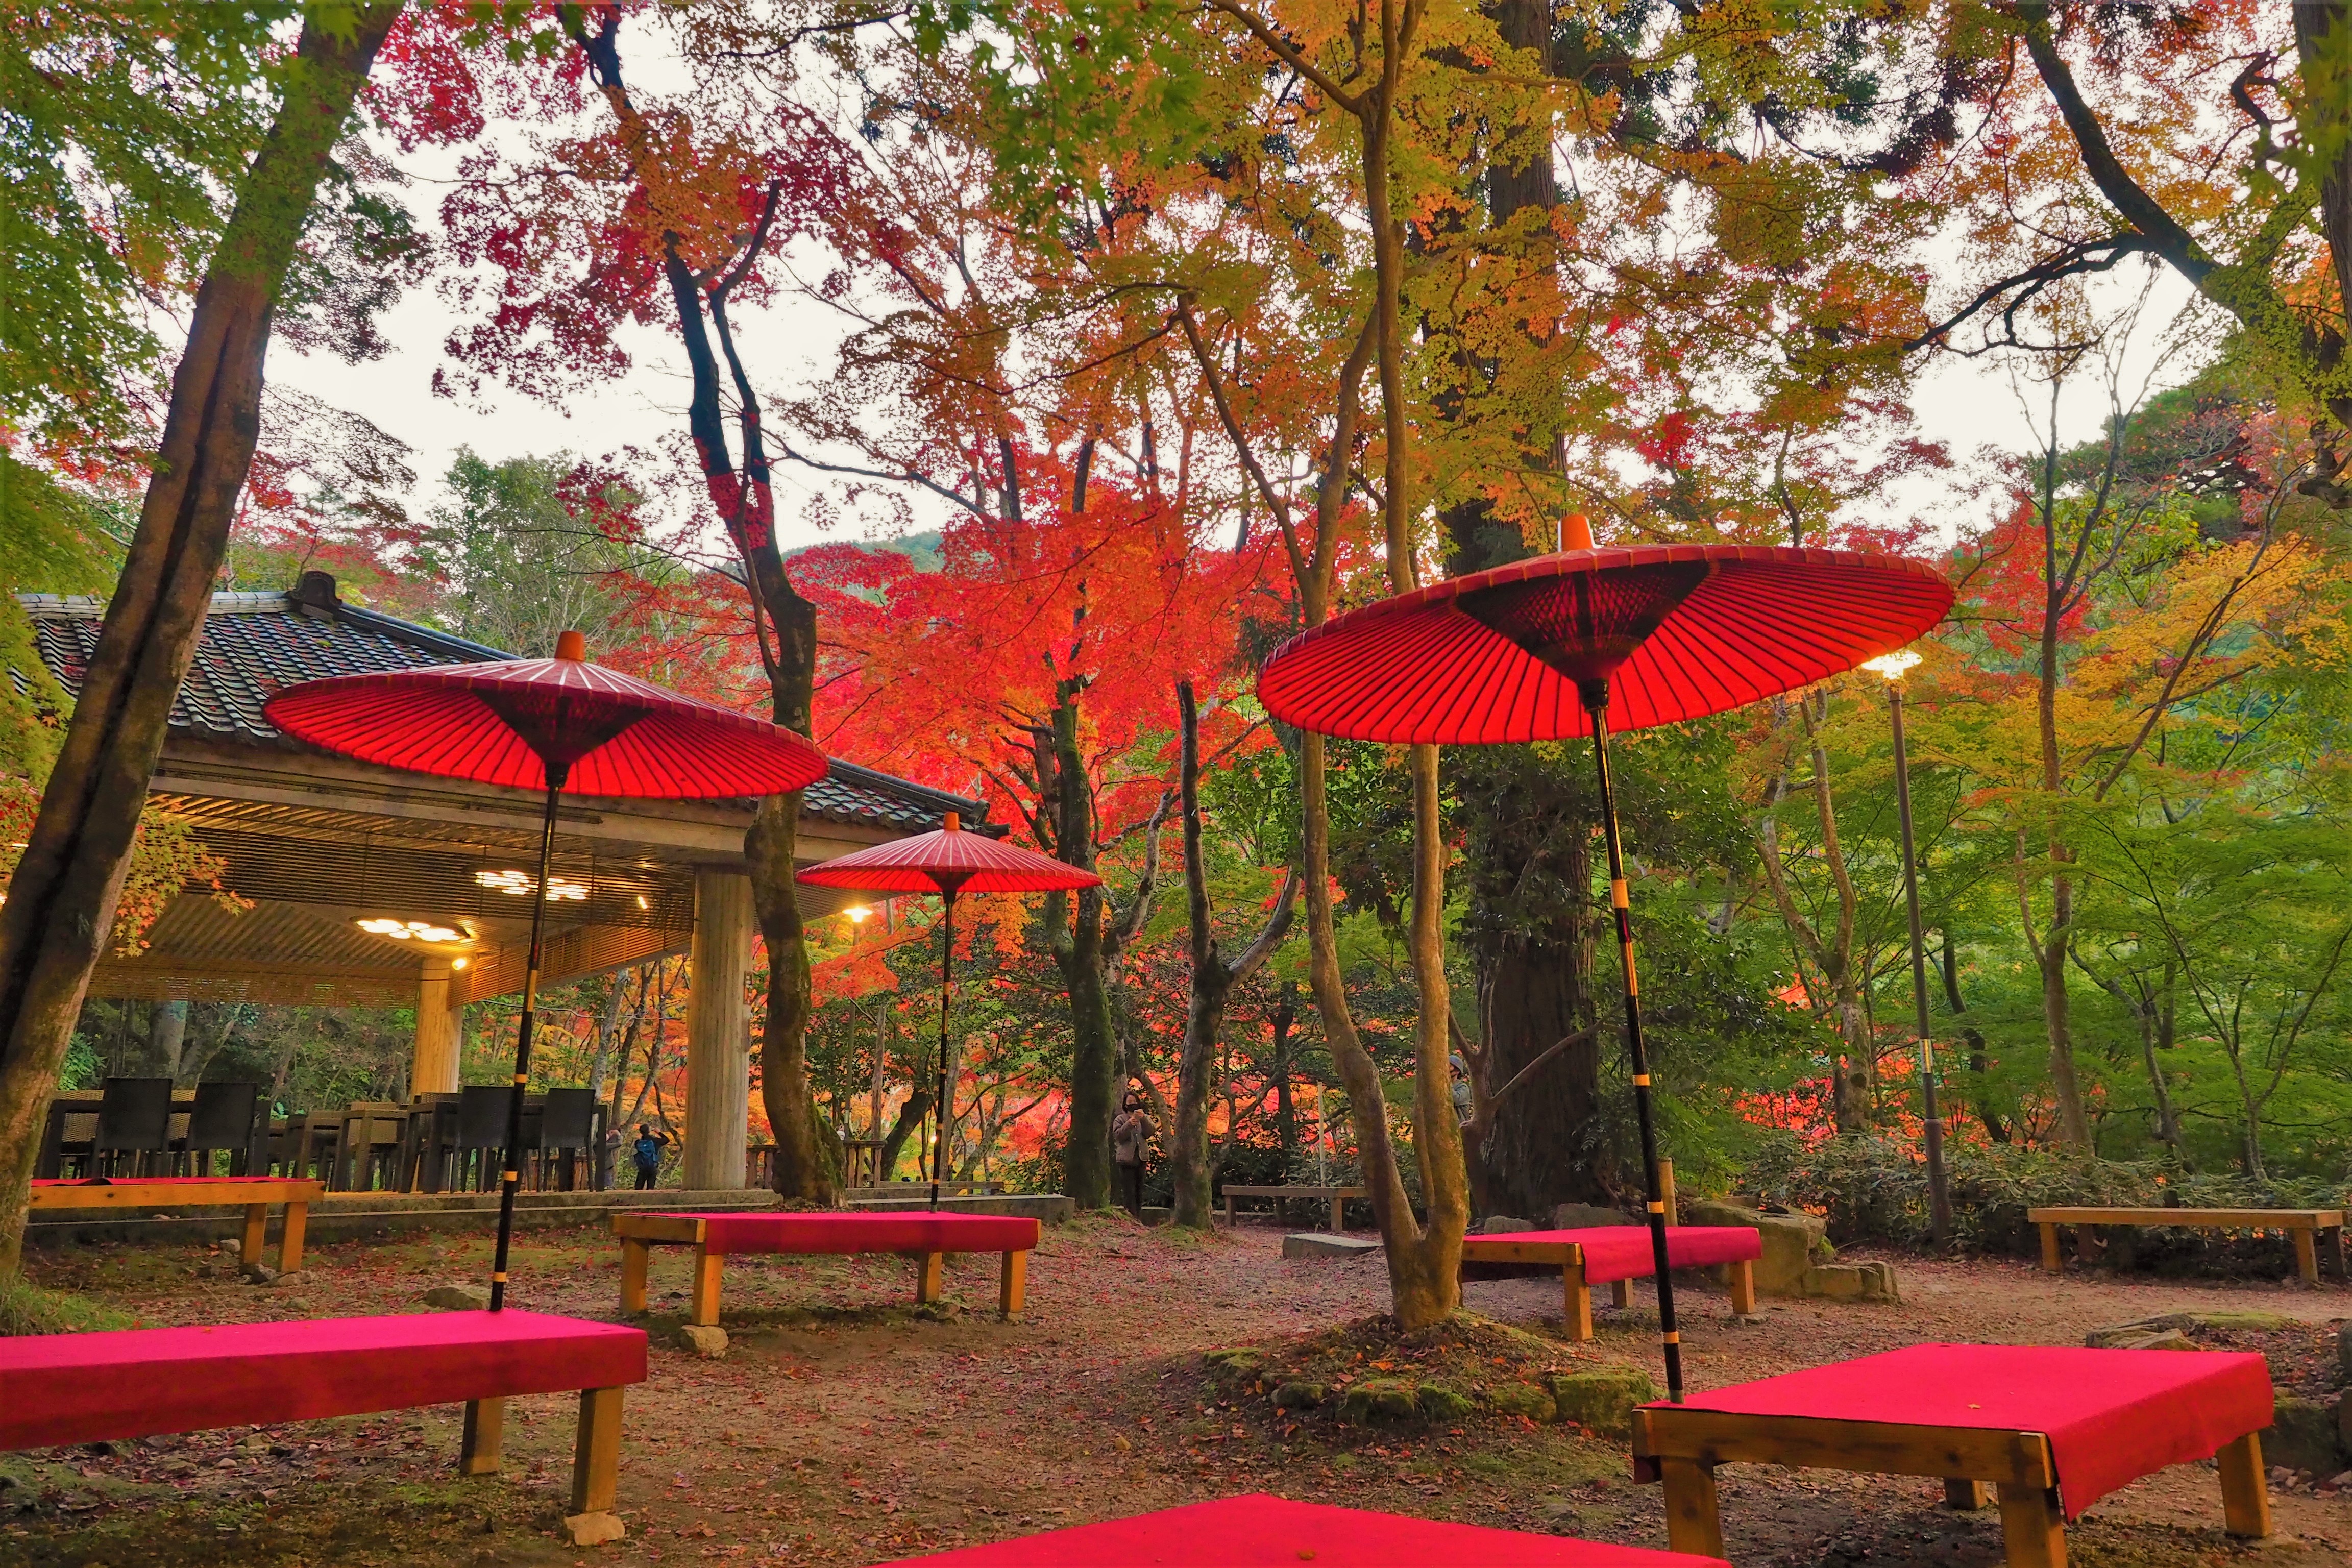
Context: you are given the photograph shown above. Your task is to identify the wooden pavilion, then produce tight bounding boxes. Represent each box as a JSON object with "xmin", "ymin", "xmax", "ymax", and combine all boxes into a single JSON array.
[{"xmin": 21, "ymin": 571, "xmax": 978, "ymax": 1187}]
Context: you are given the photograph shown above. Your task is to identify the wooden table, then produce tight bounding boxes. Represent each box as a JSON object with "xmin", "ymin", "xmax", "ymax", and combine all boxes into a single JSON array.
[
  {"xmin": 1460, "ymin": 1226, "xmax": 1759, "ymax": 1341},
  {"xmin": 30, "ymin": 1177, "xmax": 324, "ymax": 1272},
  {"xmin": 1632, "ymin": 1343, "xmax": 2274, "ymax": 1568},
  {"xmin": 2027, "ymin": 1205, "xmax": 2345, "ymax": 1284},
  {"xmin": 1221, "ymin": 1184, "xmax": 1367, "ymax": 1233}
]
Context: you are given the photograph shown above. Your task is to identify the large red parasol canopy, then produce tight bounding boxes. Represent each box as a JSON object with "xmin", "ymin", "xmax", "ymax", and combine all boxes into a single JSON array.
[
  {"xmin": 1257, "ymin": 542, "xmax": 1953, "ymax": 742},
  {"xmin": 265, "ymin": 634, "xmax": 827, "ymax": 797},
  {"xmin": 797, "ymin": 812, "xmax": 1104, "ymax": 896}
]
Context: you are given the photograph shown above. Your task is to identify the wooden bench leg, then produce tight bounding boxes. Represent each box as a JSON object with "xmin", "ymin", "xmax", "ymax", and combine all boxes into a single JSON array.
[
  {"xmin": 1609, "ymin": 1278, "xmax": 1633, "ymax": 1310},
  {"xmin": 1223, "ymin": 1195, "xmax": 1234, "ymax": 1228},
  {"xmin": 241, "ymin": 1203, "xmax": 268, "ymax": 1268},
  {"xmin": 2037, "ymin": 1222, "xmax": 2062, "ymax": 1273},
  {"xmin": 2291, "ymin": 1227, "xmax": 2319, "ymax": 1287},
  {"xmin": 459, "ymin": 1397, "xmax": 504, "ymax": 1476},
  {"xmin": 999, "ymin": 1250, "xmax": 1028, "ymax": 1320},
  {"xmin": 1729, "ymin": 1257, "xmax": 1756, "ymax": 1316},
  {"xmin": 1658, "ymin": 1457, "xmax": 1724, "ymax": 1558},
  {"xmin": 1328, "ymin": 1195, "xmax": 1343, "ymax": 1233},
  {"xmin": 689, "ymin": 1246, "xmax": 723, "ymax": 1327},
  {"xmin": 277, "ymin": 1199, "xmax": 309, "ymax": 1274},
  {"xmin": 620, "ymin": 1239, "xmax": 650, "ymax": 1315},
  {"xmin": 565, "ymin": 1385, "xmax": 627, "ymax": 1546},
  {"xmin": 1945, "ymin": 1478, "xmax": 1991, "ymax": 1510},
  {"xmin": 1563, "ymin": 1263, "xmax": 1593, "ymax": 1342},
  {"xmin": 1996, "ymin": 1482, "xmax": 2067, "ymax": 1568},
  {"xmin": 917, "ymin": 1251, "xmax": 945, "ymax": 1305},
  {"xmin": 2217, "ymin": 1431, "xmax": 2270, "ymax": 1538}
]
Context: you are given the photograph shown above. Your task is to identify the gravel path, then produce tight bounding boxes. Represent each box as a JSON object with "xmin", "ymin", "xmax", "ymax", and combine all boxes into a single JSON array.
[{"xmin": 3, "ymin": 1216, "xmax": 2343, "ymax": 1566}]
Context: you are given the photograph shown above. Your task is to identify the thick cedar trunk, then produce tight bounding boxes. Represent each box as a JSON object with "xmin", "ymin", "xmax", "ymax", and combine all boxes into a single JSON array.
[
  {"xmin": 0, "ymin": 3, "xmax": 401, "ymax": 1276},
  {"xmin": 573, "ymin": 9, "xmax": 835, "ymax": 1199}
]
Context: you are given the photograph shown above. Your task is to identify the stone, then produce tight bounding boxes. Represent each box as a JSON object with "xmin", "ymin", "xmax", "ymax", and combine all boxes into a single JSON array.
[
  {"xmin": 216, "ymin": 1238, "xmax": 241, "ymax": 1260},
  {"xmin": 239, "ymin": 1262, "xmax": 277, "ymax": 1285},
  {"xmin": 2337, "ymin": 1389, "xmax": 2351, "ymax": 1451},
  {"xmin": 1685, "ymin": 1199, "xmax": 1826, "ymax": 1296},
  {"xmin": 563, "ymin": 1510, "xmax": 627, "ymax": 1547},
  {"xmin": 1202, "ymin": 1348, "xmax": 1265, "ymax": 1383},
  {"xmin": 270, "ymin": 1271, "xmax": 307, "ymax": 1288},
  {"xmin": 675, "ymin": 1324, "xmax": 728, "ymax": 1359},
  {"xmin": 424, "ymin": 1284, "xmax": 491, "ymax": 1311},
  {"xmin": 1551, "ymin": 1203, "xmax": 1634, "ymax": 1231},
  {"xmin": 1271, "ymin": 1381, "xmax": 1328, "ymax": 1411},
  {"xmin": 1416, "ymin": 1383, "xmax": 1475, "ymax": 1421},
  {"xmin": 1283, "ymin": 1233, "xmax": 1381, "ymax": 1261},
  {"xmin": 1336, "ymin": 1378, "xmax": 1419, "ymax": 1424},
  {"xmin": 1480, "ymin": 1216, "xmax": 1535, "ymax": 1234},
  {"xmin": 2266, "ymin": 1396, "xmax": 2349, "ymax": 1477},
  {"xmin": 2110, "ymin": 1329, "xmax": 2199, "ymax": 1352},
  {"xmin": 2338, "ymin": 1321, "xmax": 2351, "ymax": 1381},
  {"xmin": 1487, "ymin": 1382, "xmax": 1556, "ymax": 1423},
  {"xmin": 1544, "ymin": 1365, "xmax": 1658, "ymax": 1436},
  {"xmin": 1799, "ymin": 1261, "xmax": 1899, "ymax": 1303}
]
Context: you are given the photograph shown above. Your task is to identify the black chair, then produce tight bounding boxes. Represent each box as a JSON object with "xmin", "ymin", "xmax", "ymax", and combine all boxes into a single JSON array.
[
  {"xmin": 454, "ymin": 1085, "xmax": 514, "ymax": 1193},
  {"xmin": 92, "ymin": 1077, "xmax": 173, "ymax": 1177},
  {"xmin": 534, "ymin": 1088, "xmax": 596, "ymax": 1191},
  {"xmin": 178, "ymin": 1082, "xmax": 260, "ymax": 1175}
]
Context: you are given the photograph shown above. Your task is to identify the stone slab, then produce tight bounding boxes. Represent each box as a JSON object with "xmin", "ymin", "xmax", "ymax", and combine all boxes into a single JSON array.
[{"xmin": 1282, "ymin": 1232, "xmax": 1382, "ymax": 1261}]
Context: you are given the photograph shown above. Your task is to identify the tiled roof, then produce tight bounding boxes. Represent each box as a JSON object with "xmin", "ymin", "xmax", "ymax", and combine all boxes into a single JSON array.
[{"xmin": 19, "ymin": 576, "xmax": 989, "ymax": 835}]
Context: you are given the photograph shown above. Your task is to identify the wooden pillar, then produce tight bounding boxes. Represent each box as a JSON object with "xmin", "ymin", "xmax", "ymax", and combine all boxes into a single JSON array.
[
  {"xmin": 682, "ymin": 869, "xmax": 753, "ymax": 1190},
  {"xmin": 412, "ymin": 961, "xmax": 462, "ymax": 1094}
]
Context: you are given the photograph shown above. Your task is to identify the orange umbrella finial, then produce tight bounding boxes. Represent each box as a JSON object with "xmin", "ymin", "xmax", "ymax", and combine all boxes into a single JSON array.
[
  {"xmin": 943, "ymin": 810, "xmax": 961, "ymax": 831},
  {"xmin": 555, "ymin": 629, "xmax": 587, "ymax": 662},
  {"xmin": 1562, "ymin": 513, "xmax": 1595, "ymax": 551}
]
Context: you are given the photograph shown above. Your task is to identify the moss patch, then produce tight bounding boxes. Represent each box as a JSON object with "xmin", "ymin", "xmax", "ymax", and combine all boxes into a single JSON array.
[{"xmin": 0, "ymin": 1279, "xmax": 135, "ymax": 1337}]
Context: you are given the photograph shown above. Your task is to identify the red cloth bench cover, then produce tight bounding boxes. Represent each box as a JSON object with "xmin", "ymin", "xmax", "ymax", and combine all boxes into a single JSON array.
[
  {"xmin": 1499, "ymin": 1226, "xmax": 1761, "ymax": 1284},
  {"xmin": 665, "ymin": 1212, "xmax": 1041, "ymax": 1255},
  {"xmin": 863, "ymin": 1493, "xmax": 1728, "ymax": 1566},
  {"xmin": 31, "ymin": 1177, "xmax": 311, "ymax": 1190},
  {"xmin": 1651, "ymin": 1342, "xmax": 2272, "ymax": 1518},
  {"xmin": 0, "ymin": 1311, "xmax": 647, "ymax": 1452}
]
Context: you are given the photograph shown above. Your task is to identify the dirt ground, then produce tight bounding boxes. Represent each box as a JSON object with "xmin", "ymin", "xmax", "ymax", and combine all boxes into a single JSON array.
[{"xmin": 3, "ymin": 1215, "xmax": 2346, "ymax": 1567}]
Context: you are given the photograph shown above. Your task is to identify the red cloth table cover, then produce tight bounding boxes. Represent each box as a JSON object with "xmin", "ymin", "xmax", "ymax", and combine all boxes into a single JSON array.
[
  {"xmin": 864, "ymin": 1493, "xmax": 1728, "ymax": 1566},
  {"xmin": 668, "ymin": 1212, "xmax": 1041, "ymax": 1255},
  {"xmin": 1496, "ymin": 1226, "xmax": 1761, "ymax": 1284},
  {"xmin": 1653, "ymin": 1343, "xmax": 2272, "ymax": 1517},
  {"xmin": 0, "ymin": 1311, "xmax": 647, "ymax": 1451}
]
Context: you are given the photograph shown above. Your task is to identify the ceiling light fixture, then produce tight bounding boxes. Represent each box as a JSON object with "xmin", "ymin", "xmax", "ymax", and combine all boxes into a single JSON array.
[
  {"xmin": 475, "ymin": 869, "xmax": 587, "ymax": 901},
  {"xmin": 357, "ymin": 917, "xmax": 465, "ymax": 943}
]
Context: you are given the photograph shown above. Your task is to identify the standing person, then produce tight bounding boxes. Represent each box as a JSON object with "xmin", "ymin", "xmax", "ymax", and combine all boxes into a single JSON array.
[
  {"xmin": 1111, "ymin": 1091, "xmax": 1153, "ymax": 1219},
  {"xmin": 630, "ymin": 1123, "xmax": 671, "ymax": 1191}
]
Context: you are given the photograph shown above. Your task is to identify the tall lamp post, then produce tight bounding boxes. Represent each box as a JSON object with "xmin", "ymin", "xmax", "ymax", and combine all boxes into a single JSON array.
[{"xmin": 1863, "ymin": 648, "xmax": 1953, "ymax": 1247}]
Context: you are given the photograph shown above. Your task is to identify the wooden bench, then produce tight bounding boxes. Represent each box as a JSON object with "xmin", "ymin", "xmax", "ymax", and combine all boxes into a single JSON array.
[
  {"xmin": 1459, "ymin": 1226, "xmax": 1760, "ymax": 1341},
  {"xmin": 1221, "ymin": 1184, "xmax": 1367, "ymax": 1233},
  {"xmin": 2027, "ymin": 1206, "xmax": 2346, "ymax": 1285},
  {"xmin": 615, "ymin": 1211, "xmax": 1041, "ymax": 1327},
  {"xmin": 0, "ymin": 1310, "xmax": 646, "ymax": 1546},
  {"xmin": 855, "ymin": 1491, "xmax": 1728, "ymax": 1566},
  {"xmin": 31, "ymin": 1175, "xmax": 323, "ymax": 1272},
  {"xmin": 1633, "ymin": 1343, "xmax": 2273, "ymax": 1568}
]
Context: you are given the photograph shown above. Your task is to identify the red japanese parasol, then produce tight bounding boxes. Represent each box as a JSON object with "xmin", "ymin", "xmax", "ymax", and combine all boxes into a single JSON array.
[
  {"xmin": 1258, "ymin": 517, "xmax": 1952, "ymax": 1401},
  {"xmin": 799, "ymin": 814, "xmax": 1099, "ymax": 1209},
  {"xmin": 266, "ymin": 631, "xmax": 828, "ymax": 1308}
]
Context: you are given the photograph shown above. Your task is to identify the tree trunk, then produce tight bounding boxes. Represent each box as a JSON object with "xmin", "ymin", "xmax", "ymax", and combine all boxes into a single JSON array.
[
  {"xmin": 143, "ymin": 1000, "xmax": 188, "ymax": 1081},
  {"xmin": 1269, "ymin": 982, "xmax": 1298, "ymax": 1167},
  {"xmin": 1041, "ymin": 689, "xmax": 1121, "ymax": 1209},
  {"xmin": 0, "ymin": 2, "xmax": 401, "ymax": 1278},
  {"xmin": 1170, "ymin": 681, "xmax": 1229, "ymax": 1229}
]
